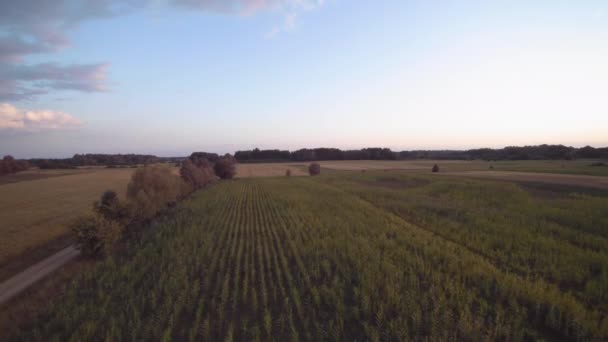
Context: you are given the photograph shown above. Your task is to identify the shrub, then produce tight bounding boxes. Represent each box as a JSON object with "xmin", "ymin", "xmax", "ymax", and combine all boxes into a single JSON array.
[
  {"xmin": 432, "ymin": 164, "xmax": 439, "ymax": 173},
  {"xmin": 127, "ymin": 165, "xmax": 184, "ymax": 221},
  {"xmin": 308, "ymin": 162, "xmax": 321, "ymax": 176},
  {"xmin": 93, "ymin": 190, "xmax": 132, "ymax": 224},
  {"xmin": 214, "ymin": 154, "xmax": 237, "ymax": 180},
  {"xmin": 0, "ymin": 155, "xmax": 29, "ymax": 176},
  {"xmin": 71, "ymin": 214, "xmax": 122, "ymax": 257},
  {"xmin": 286, "ymin": 169, "xmax": 292, "ymax": 177},
  {"xmin": 180, "ymin": 159, "xmax": 214, "ymax": 189}
]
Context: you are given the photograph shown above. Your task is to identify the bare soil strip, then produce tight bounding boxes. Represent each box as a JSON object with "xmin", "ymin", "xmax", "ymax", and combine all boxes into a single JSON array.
[{"xmin": 0, "ymin": 245, "xmax": 79, "ymax": 305}]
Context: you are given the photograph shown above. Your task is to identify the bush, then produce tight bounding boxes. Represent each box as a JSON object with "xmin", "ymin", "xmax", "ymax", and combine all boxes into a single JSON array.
[
  {"xmin": 432, "ymin": 164, "xmax": 439, "ymax": 173},
  {"xmin": 93, "ymin": 190, "xmax": 132, "ymax": 224},
  {"xmin": 309, "ymin": 162, "xmax": 321, "ymax": 176},
  {"xmin": 214, "ymin": 154, "xmax": 237, "ymax": 179},
  {"xmin": 0, "ymin": 155, "xmax": 29, "ymax": 176},
  {"xmin": 127, "ymin": 165, "xmax": 184, "ymax": 221},
  {"xmin": 71, "ymin": 214, "xmax": 122, "ymax": 257},
  {"xmin": 286, "ymin": 169, "xmax": 292, "ymax": 177},
  {"xmin": 180, "ymin": 159, "xmax": 214, "ymax": 189}
]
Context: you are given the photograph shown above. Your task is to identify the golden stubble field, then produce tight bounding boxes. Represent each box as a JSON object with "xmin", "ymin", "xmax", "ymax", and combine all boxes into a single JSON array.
[
  {"xmin": 235, "ymin": 160, "xmax": 484, "ymax": 177},
  {"xmin": 236, "ymin": 163, "xmax": 308, "ymax": 177},
  {"xmin": 0, "ymin": 168, "xmax": 134, "ymax": 268}
]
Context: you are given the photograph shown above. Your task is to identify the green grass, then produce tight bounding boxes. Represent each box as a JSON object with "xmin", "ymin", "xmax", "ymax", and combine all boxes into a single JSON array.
[
  {"xmin": 486, "ymin": 159, "xmax": 608, "ymax": 177},
  {"xmin": 12, "ymin": 172, "xmax": 608, "ymax": 341}
]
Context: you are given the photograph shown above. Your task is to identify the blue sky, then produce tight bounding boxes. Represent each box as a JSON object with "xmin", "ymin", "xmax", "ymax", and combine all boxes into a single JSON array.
[{"xmin": 1, "ymin": 0, "xmax": 607, "ymax": 158}]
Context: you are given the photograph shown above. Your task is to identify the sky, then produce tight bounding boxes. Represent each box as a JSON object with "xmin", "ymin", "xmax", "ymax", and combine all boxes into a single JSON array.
[{"xmin": 1, "ymin": 0, "xmax": 607, "ymax": 158}]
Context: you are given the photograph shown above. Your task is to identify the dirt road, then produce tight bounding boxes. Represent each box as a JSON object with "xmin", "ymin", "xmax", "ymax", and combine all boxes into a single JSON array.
[
  {"xmin": 0, "ymin": 245, "xmax": 79, "ymax": 305},
  {"xmin": 439, "ymin": 170, "xmax": 608, "ymax": 190}
]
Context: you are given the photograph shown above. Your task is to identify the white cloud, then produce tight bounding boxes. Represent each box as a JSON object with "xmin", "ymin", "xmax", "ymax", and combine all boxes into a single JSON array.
[
  {"xmin": 0, "ymin": 103, "xmax": 81, "ymax": 131},
  {"xmin": 264, "ymin": 1, "xmax": 323, "ymax": 38},
  {"xmin": 0, "ymin": 103, "xmax": 24, "ymax": 129}
]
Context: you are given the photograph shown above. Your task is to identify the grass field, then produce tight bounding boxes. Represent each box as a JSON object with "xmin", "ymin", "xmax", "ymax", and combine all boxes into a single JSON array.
[
  {"xmin": 0, "ymin": 168, "xmax": 134, "ymax": 272},
  {"xmin": 11, "ymin": 170, "xmax": 608, "ymax": 341},
  {"xmin": 235, "ymin": 159, "xmax": 608, "ymax": 177}
]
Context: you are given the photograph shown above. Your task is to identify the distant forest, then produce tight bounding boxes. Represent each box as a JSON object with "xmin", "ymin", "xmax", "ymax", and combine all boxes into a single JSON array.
[
  {"xmin": 3, "ymin": 145, "xmax": 607, "ymax": 171},
  {"xmin": 235, "ymin": 145, "xmax": 608, "ymax": 163},
  {"xmin": 26, "ymin": 154, "xmax": 184, "ymax": 169}
]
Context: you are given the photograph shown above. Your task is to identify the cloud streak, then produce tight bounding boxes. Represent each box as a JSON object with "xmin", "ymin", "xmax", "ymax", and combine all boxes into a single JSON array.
[
  {"xmin": 0, "ymin": 63, "xmax": 109, "ymax": 101},
  {"xmin": 0, "ymin": 103, "xmax": 82, "ymax": 131},
  {"xmin": 0, "ymin": 0, "xmax": 324, "ymax": 101},
  {"xmin": 173, "ymin": 0, "xmax": 325, "ymax": 37},
  {"xmin": 0, "ymin": 0, "xmax": 136, "ymax": 101}
]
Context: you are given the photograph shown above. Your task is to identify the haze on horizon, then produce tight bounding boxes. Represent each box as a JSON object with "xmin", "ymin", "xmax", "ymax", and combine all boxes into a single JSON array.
[{"xmin": 1, "ymin": 0, "xmax": 607, "ymax": 158}]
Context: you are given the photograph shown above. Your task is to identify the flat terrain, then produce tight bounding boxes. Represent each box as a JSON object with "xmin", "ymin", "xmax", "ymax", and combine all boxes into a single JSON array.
[
  {"xmin": 237, "ymin": 163, "xmax": 307, "ymax": 177},
  {"xmin": 1, "ymin": 160, "xmax": 605, "ymax": 277},
  {"xmin": 10, "ymin": 171, "xmax": 608, "ymax": 340},
  {"xmin": 329, "ymin": 159, "xmax": 608, "ymax": 176},
  {"xmin": 442, "ymin": 170, "xmax": 608, "ymax": 190},
  {"xmin": 238, "ymin": 159, "xmax": 608, "ymax": 176},
  {"xmin": 0, "ymin": 168, "xmax": 133, "ymax": 271},
  {"xmin": 0, "ymin": 169, "xmax": 88, "ymax": 186},
  {"xmin": 0, "ymin": 246, "xmax": 79, "ymax": 305}
]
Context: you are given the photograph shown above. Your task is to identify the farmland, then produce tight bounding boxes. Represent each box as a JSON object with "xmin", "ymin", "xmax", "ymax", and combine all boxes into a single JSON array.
[
  {"xmin": 0, "ymin": 168, "xmax": 134, "ymax": 275},
  {"xmin": 237, "ymin": 159, "xmax": 608, "ymax": 177},
  {"xmin": 10, "ymin": 170, "xmax": 608, "ymax": 341},
  {"xmin": 0, "ymin": 160, "xmax": 604, "ymax": 277}
]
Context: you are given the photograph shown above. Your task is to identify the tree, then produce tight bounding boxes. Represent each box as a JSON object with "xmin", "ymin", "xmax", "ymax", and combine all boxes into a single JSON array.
[
  {"xmin": 71, "ymin": 214, "xmax": 122, "ymax": 257},
  {"xmin": 432, "ymin": 164, "xmax": 439, "ymax": 173},
  {"xmin": 0, "ymin": 155, "xmax": 28, "ymax": 175},
  {"xmin": 127, "ymin": 165, "xmax": 183, "ymax": 221},
  {"xmin": 286, "ymin": 169, "xmax": 292, "ymax": 177},
  {"xmin": 214, "ymin": 154, "xmax": 237, "ymax": 179},
  {"xmin": 180, "ymin": 159, "xmax": 214, "ymax": 189},
  {"xmin": 190, "ymin": 152, "xmax": 219, "ymax": 165},
  {"xmin": 93, "ymin": 190, "xmax": 132, "ymax": 224},
  {"xmin": 309, "ymin": 162, "xmax": 321, "ymax": 176}
]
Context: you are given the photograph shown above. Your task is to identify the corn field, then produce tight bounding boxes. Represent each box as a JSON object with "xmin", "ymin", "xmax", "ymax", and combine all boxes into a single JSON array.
[{"xmin": 13, "ymin": 173, "xmax": 608, "ymax": 341}]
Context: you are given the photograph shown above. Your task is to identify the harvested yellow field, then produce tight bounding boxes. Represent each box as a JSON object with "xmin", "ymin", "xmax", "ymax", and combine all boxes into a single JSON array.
[
  {"xmin": 237, "ymin": 160, "xmax": 487, "ymax": 175},
  {"xmin": 0, "ymin": 168, "xmax": 88, "ymax": 185},
  {"xmin": 236, "ymin": 163, "xmax": 308, "ymax": 177},
  {"xmin": 342, "ymin": 160, "xmax": 484, "ymax": 171},
  {"xmin": 238, "ymin": 160, "xmax": 608, "ymax": 177},
  {"xmin": 0, "ymin": 169, "xmax": 134, "ymax": 267}
]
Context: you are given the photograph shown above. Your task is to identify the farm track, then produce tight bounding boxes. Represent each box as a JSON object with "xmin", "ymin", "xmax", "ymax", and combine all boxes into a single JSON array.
[{"xmin": 0, "ymin": 245, "xmax": 79, "ymax": 305}]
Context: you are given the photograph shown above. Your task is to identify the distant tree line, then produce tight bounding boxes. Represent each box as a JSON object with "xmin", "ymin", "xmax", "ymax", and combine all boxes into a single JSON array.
[
  {"xmin": 4, "ymin": 144, "xmax": 607, "ymax": 174},
  {"xmin": 27, "ymin": 154, "xmax": 183, "ymax": 169},
  {"xmin": 235, "ymin": 147, "xmax": 397, "ymax": 162},
  {"xmin": 72, "ymin": 154, "xmax": 161, "ymax": 166},
  {"xmin": 235, "ymin": 145, "xmax": 608, "ymax": 162},
  {"xmin": 0, "ymin": 155, "xmax": 29, "ymax": 175}
]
